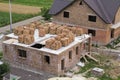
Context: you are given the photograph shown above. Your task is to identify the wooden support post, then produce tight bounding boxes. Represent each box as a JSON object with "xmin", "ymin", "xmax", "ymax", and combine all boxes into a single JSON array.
[
  {"xmin": 86, "ymin": 54, "xmax": 98, "ymax": 62},
  {"xmin": 88, "ymin": 37, "xmax": 92, "ymax": 55}
]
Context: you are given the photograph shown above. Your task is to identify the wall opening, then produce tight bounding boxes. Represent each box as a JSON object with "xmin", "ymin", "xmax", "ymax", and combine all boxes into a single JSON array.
[
  {"xmin": 69, "ymin": 51, "xmax": 72, "ymax": 59},
  {"xmin": 44, "ymin": 55, "xmax": 50, "ymax": 64},
  {"xmin": 63, "ymin": 11, "xmax": 69, "ymax": 18},
  {"xmin": 79, "ymin": 1, "xmax": 83, "ymax": 5},
  {"xmin": 88, "ymin": 29, "xmax": 96, "ymax": 36},
  {"xmin": 61, "ymin": 59, "xmax": 65, "ymax": 70},
  {"xmin": 88, "ymin": 15, "xmax": 96, "ymax": 22},
  {"xmin": 18, "ymin": 49, "xmax": 27, "ymax": 58},
  {"xmin": 31, "ymin": 43, "xmax": 45, "ymax": 49},
  {"xmin": 76, "ymin": 46, "xmax": 79, "ymax": 55},
  {"xmin": 111, "ymin": 29, "xmax": 114, "ymax": 38}
]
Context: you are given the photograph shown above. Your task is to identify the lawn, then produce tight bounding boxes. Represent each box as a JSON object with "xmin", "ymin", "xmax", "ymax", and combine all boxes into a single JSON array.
[
  {"xmin": 77, "ymin": 53, "xmax": 120, "ymax": 80},
  {"xmin": 0, "ymin": 11, "xmax": 40, "ymax": 27},
  {"xmin": 0, "ymin": 0, "xmax": 53, "ymax": 8}
]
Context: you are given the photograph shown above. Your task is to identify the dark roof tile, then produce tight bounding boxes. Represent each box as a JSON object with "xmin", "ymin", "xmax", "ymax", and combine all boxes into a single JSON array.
[{"xmin": 49, "ymin": 0, "xmax": 74, "ymax": 15}]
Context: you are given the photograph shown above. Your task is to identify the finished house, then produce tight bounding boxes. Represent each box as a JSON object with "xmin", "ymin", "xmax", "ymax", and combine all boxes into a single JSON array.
[{"xmin": 49, "ymin": 0, "xmax": 120, "ymax": 45}]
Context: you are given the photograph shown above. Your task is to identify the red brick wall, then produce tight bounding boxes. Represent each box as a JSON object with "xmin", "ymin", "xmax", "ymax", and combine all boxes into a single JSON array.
[
  {"xmin": 113, "ymin": 27, "xmax": 120, "ymax": 39},
  {"xmin": 80, "ymin": 27, "xmax": 111, "ymax": 45}
]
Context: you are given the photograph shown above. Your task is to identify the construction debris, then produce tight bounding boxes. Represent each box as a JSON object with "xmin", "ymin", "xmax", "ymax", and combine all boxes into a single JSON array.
[
  {"xmin": 77, "ymin": 62, "xmax": 85, "ymax": 67},
  {"xmin": 0, "ymin": 34, "xmax": 4, "ymax": 40},
  {"xmin": 91, "ymin": 67, "xmax": 104, "ymax": 76}
]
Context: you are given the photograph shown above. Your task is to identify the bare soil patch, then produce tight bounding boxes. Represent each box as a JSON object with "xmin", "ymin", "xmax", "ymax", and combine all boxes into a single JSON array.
[{"xmin": 0, "ymin": 3, "xmax": 40, "ymax": 14}]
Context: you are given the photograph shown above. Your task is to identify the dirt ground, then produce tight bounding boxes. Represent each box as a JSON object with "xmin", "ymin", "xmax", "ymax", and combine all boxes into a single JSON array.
[{"xmin": 0, "ymin": 3, "xmax": 41, "ymax": 14}]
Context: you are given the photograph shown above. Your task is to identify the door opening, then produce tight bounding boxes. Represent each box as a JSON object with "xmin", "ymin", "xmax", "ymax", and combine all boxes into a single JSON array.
[
  {"xmin": 61, "ymin": 59, "xmax": 65, "ymax": 70},
  {"xmin": 111, "ymin": 29, "xmax": 114, "ymax": 38}
]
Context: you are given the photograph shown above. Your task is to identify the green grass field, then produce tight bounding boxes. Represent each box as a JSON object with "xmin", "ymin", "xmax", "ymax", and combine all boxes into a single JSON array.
[
  {"xmin": 0, "ymin": 0, "xmax": 53, "ymax": 27},
  {"xmin": 0, "ymin": 0, "xmax": 53, "ymax": 7},
  {"xmin": 0, "ymin": 11, "xmax": 40, "ymax": 27}
]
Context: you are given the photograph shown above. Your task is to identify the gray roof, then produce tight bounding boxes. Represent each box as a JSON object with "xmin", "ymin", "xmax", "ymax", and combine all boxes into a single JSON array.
[
  {"xmin": 49, "ymin": 0, "xmax": 74, "ymax": 15},
  {"xmin": 49, "ymin": 0, "xmax": 120, "ymax": 24}
]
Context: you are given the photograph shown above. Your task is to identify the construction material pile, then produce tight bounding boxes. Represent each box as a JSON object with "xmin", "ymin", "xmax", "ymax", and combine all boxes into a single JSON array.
[
  {"xmin": 45, "ymin": 24, "xmax": 83, "ymax": 50},
  {"xmin": 13, "ymin": 21, "xmax": 41, "ymax": 44},
  {"xmin": 37, "ymin": 23, "xmax": 83, "ymax": 36},
  {"xmin": 13, "ymin": 21, "xmax": 83, "ymax": 46},
  {"xmin": 46, "ymin": 32, "xmax": 75, "ymax": 50},
  {"xmin": 13, "ymin": 26, "xmax": 35, "ymax": 45}
]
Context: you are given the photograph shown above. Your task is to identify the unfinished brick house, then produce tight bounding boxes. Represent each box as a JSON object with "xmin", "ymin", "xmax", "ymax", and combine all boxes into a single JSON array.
[
  {"xmin": 49, "ymin": 0, "xmax": 120, "ymax": 45},
  {"xmin": 3, "ymin": 22, "xmax": 92, "ymax": 75}
]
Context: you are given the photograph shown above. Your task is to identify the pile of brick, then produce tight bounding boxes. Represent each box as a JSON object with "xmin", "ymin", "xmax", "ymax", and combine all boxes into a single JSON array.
[
  {"xmin": 13, "ymin": 21, "xmax": 83, "ymax": 46},
  {"xmin": 45, "ymin": 31, "xmax": 75, "ymax": 50},
  {"xmin": 18, "ymin": 35, "xmax": 34, "ymax": 45},
  {"xmin": 44, "ymin": 24, "xmax": 83, "ymax": 50},
  {"xmin": 13, "ymin": 26, "xmax": 35, "ymax": 36},
  {"xmin": 13, "ymin": 21, "xmax": 42, "ymax": 44},
  {"xmin": 13, "ymin": 25, "xmax": 36, "ymax": 45}
]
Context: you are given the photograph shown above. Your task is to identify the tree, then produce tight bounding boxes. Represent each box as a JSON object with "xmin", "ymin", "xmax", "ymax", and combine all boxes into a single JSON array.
[{"xmin": 41, "ymin": 7, "xmax": 52, "ymax": 20}]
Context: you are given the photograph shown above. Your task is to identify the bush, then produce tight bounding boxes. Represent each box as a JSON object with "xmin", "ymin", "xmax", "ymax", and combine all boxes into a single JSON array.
[
  {"xmin": 0, "ymin": 63, "xmax": 10, "ymax": 79},
  {"xmin": 41, "ymin": 7, "xmax": 52, "ymax": 20},
  {"xmin": 106, "ymin": 36, "xmax": 120, "ymax": 49},
  {"xmin": 0, "ymin": 52, "xmax": 3, "ymax": 60}
]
